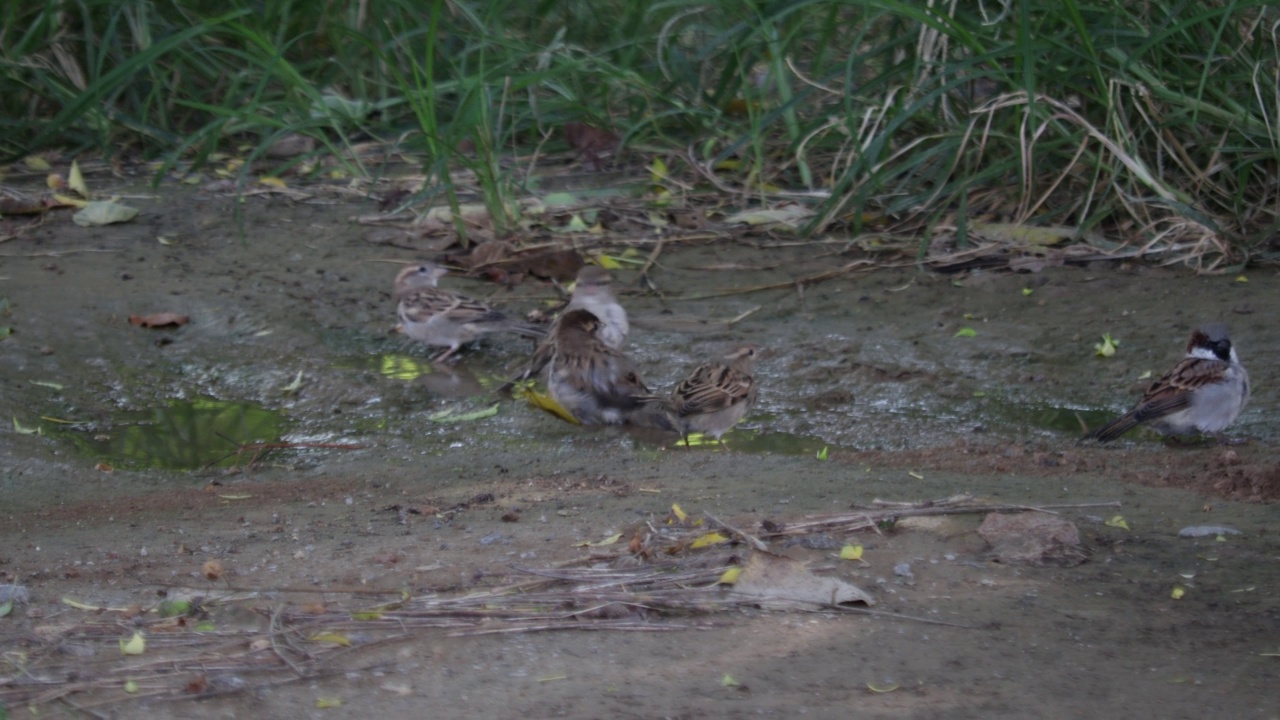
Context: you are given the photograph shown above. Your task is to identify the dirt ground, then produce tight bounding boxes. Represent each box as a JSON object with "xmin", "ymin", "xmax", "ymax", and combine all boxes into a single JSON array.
[{"xmin": 1, "ymin": 176, "xmax": 1278, "ymax": 718}]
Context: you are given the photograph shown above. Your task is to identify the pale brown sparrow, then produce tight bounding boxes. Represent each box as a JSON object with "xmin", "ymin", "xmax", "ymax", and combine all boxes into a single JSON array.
[
  {"xmin": 393, "ymin": 263, "xmax": 545, "ymax": 363},
  {"xmin": 546, "ymin": 309, "xmax": 653, "ymax": 425},
  {"xmin": 565, "ymin": 265, "xmax": 628, "ymax": 350},
  {"xmin": 502, "ymin": 265, "xmax": 630, "ymax": 387},
  {"xmin": 666, "ymin": 346, "xmax": 758, "ymax": 446},
  {"xmin": 1087, "ymin": 322, "xmax": 1249, "ymax": 442}
]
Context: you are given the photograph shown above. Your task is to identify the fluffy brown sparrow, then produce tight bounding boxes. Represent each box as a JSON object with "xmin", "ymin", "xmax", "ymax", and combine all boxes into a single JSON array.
[
  {"xmin": 546, "ymin": 309, "xmax": 653, "ymax": 425},
  {"xmin": 502, "ymin": 265, "xmax": 630, "ymax": 387},
  {"xmin": 393, "ymin": 263, "xmax": 544, "ymax": 362},
  {"xmin": 1087, "ymin": 322, "xmax": 1249, "ymax": 442},
  {"xmin": 566, "ymin": 265, "xmax": 628, "ymax": 349},
  {"xmin": 666, "ymin": 346, "xmax": 758, "ymax": 446}
]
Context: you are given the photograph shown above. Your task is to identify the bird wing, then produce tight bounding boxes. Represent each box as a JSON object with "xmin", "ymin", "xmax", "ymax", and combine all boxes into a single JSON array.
[
  {"xmin": 401, "ymin": 288, "xmax": 508, "ymax": 326},
  {"xmin": 1130, "ymin": 357, "xmax": 1226, "ymax": 421},
  {"xmin": 673, "ymin": 363, "xmax": 753, "ymax": 416}
]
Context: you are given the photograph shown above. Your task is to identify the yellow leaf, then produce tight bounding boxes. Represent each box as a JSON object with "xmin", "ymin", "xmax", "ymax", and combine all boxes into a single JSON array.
[
  {"xmin": 840, "ymin": 544, "xmax": 863, "ymax": 561},
  {"xmin": 258, "ymin": 176, "xmax": 287, "ymax": 188},
  {"xmin": 119, "ymin": 631, "xmax": 146, "ymax": 655},
  {"xmin": 1235, "ymin": 275, "xmax": 1247, "ymax": 283},
  {"xmin": 671, "ymin": 503, "xmax": 688, "ymax": 522},
  {"xmin": 867, "ymin": 682, "xmax": 900, "ymax": 693},
  {"xmin": 24, "ymin": 155, "xmax": 52, "ymax": 171},
  {"xmin": 721, "ymin": 673, "xmax": 739, "ymax": 687},
  {"xmin": 1170, "ymin": 586, "xmax": 1185, "ymax": 600},
  {"xmin": 218, "ymin": 494, "xmax": 253, "ymax": 500},
  {"xmin": 517, "ymin": 386, "xmax": 580, "ymax": 425},
  {"xmin": 53, "ymin": 193, "xmax": 89, "ymax": 208},
  {"xmin": 309, "ymin": 632, "xmax": 351, "ymax": 647},
  {"xmin": 689, "ymin": 531, "xmax": 729, "ymax": 549},
  {"xmin": 69, "ymin": 160, "xmax": 89, "ymax": 197},
  {"xmin": 124, "ymin": 679, "xmax": 139, "ymax": 693},
  {"xmin": 908, "ymin": 471, "xmax": 923, "ymax": 480},
  {"xmin": 595, "ymin": 255, "xmax": 623, "ymax": 270},
  {"xmin": 1094, "ymin": 333, "xmax": 1119, "ymax": 357},
  {"xmin": 574, "ymin": 533, "xmax": 622, "ymax": 548},
  {"xmin": 718, "ymin": 566, "xmax": 741, "ymax": 584},
  {"xmin": 650, "ymin": 157, "xmax": 669, "ymax": 183},
  {"xmin": 1105, "ymin": 515, "xmax": 1130, "ymax": 531},
  {"xmin": 13, "ymin": 417, "xmax": 41, "ymax": 435},
  {"xmin": 315, "ymin": 698, "xmax": 342, "ymax": 708}
]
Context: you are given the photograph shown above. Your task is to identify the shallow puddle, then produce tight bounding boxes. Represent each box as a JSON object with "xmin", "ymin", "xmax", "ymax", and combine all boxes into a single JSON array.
[{"xmin": 56, "ymin": 397, "xmax": 290, "ymax": 470}]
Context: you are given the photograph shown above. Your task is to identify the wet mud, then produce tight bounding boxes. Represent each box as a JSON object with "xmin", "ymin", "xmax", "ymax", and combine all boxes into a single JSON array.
[{"xmin": 1, "ymin": 182, "xmax": 1277, "ymax": 718}]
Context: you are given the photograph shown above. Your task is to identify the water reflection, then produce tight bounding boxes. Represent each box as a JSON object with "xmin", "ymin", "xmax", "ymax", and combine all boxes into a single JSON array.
[{"xmin": 60, "ymin": 398, "xmax": 289, "ymax": 470}]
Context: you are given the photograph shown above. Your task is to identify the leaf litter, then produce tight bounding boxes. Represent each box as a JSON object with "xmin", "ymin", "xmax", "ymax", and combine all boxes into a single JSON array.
[{"xmin": 0, "ymin": 494, "xmax": 1118, "ymax": 711}]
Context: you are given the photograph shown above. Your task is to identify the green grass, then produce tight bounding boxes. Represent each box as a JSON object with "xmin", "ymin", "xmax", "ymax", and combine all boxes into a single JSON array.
[{"xmin": 2, "ymin": 0, "xmax": 1277, "ymax": 264}]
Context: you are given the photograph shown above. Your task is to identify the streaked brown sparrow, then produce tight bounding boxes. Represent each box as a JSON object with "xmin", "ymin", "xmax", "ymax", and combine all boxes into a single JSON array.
[
  {"xmin": 1087, "ymin": 322, "xmax": 1249, "ymax": 442},
  {"xmin": 666, "ymin": 345, "xmax": 758, "ymax": 446},
  {"xmin": 546, "ymin": 309, "xmax": 652, "ymax": 425},
  {"xmin": 394, "ymin": 263, "xmax": 544, "ymax": 363}
]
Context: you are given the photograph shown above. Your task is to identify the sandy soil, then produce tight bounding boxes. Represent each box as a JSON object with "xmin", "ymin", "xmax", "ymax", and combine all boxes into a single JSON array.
[{"xmin": 1, "ymin": 178, "xmax": 1278, "ymax": 718}]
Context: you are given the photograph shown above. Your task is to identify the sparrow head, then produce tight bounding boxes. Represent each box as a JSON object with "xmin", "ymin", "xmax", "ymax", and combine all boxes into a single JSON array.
[
  {"xmin": 394, "ymin": 263, "xmax": 449, "ymax": 293},
  {"xmin": 725, "ymin": 345, "xmax": 758, "ymax": 368},
  {"xmin": 1188, "ymin": 322, "xmax": 1236, "ymax": 363},
  {"xmin": 557, "ymin": 308, "xmax": 603, "ymax": 337},
  {"xmin": 572, "ymin": 266, "xmax": 614, "ymax": 297}
]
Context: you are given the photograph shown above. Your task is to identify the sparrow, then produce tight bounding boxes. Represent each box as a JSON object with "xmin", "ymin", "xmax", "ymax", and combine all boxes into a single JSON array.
[
  {"xmin": 1086, "ymin": 322, "xmax": 1249, "ymax": 442},
  {"xmin": 393, "ymin": 263, "xmax": 545, "ymax": 363},
  {"xmin": 666, "ymin": 346, "xmax": 758, "ymax": 446},
  {"xmin": 546, "ymin": 309, "xmax": 652, "ymax": 425},
  {"xmin": 565, "ymin": 265, "xmax": 628, "ymax": 350},
  {"xmin": 501, "ymin": 265, "xmax": 630, "ymax": 387}
]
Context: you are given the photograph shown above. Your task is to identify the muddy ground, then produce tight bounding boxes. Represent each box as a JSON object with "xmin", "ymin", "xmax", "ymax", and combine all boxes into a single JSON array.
[{"xmin": 1, "ymin": 177, "xmax": 1278, "ymax": 718}]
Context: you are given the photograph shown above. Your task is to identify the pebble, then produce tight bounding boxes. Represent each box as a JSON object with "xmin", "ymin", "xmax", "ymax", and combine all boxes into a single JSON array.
[{"xmin": 1177, "ymin": 525, "xmax": 1242, "ymax": 538}]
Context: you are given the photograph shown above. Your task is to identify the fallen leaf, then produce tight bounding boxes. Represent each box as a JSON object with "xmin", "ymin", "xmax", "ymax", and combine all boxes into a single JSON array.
[
  {"xmin": 689, "ymin": 531, "xmax": 729, "ymax": 549},
  {"xmin": 839, "ymin": 544, "xmax": 863, "ymax": 561},
  {"xmin": 428, "ymin": 404, "xmax": 499, "ymax": 424},
  {"xmin": 730, "ymin": 551, "xmax": 875, "ymax": 609},
  {"xmin": 309, "ymin": 632, "xmax": 351, "ymax": 646},
  {"xmin": 73, "ymin": 199, "xmax": 139, "ymax": 226},
  {"xmin": 574, "ymin": 533, "xmax": 622, "ymax": 548},
  {"xmin": 128, "ymin": 313, "xmax": 189, "ymax": 328},
  {"xmin": 68, "ymin": 160, "xmax": 89, "ymax": 197},
  {"xmin": 119, "ymin": 631, "xmax": 146, "ymax": 655}
]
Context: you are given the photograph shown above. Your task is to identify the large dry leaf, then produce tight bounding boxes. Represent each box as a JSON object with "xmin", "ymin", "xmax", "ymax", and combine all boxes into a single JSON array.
[
  {"xmin": 730, "ymin": 551, "xmax": 874, "ymax": 609},
  {"xmin": 73, "ymin": 200, "xmax": 139, "ymax": 227}
]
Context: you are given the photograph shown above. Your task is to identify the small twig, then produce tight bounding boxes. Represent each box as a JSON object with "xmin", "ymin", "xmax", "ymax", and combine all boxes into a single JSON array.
[{"xmin": 705, "ymin": 512, "xmax": 768, "ymax": 551}]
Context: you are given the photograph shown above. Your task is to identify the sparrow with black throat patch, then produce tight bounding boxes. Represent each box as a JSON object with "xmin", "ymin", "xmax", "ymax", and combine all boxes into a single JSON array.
[
  {"xmin": 393, "ymin": 263, "xmax": 544, "ymax": 363},
  {"xmin": 665, "ymin": 345, "xmax": 758, "ymax": 447},
  {"xmin": 1086, "ymin": 322, "xmax": 1249, "ymax": 442}
]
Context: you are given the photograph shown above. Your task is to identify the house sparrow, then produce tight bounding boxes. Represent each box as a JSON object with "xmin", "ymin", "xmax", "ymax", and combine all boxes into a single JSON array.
[
  {"xmin": 666, "ymin": 346, "xmax": 758, "ymax": 446},
  {"xmin": 546, "ymin": 309, "xmax": 652, "ymax": 425},
  {"xmin": 501, "ymin": 265, "xmax": 629, "ymax": 387},
  {"xmin": 566, "ymin": 265, "xmax": 628, "ymax": 350},
  {"xmin": 393, "ymin": 263, "xmax": 544, "ymax": 363},
  {"xmin": 1087, "ymin": 322, "xmax": 1249, "ymax": 442}
]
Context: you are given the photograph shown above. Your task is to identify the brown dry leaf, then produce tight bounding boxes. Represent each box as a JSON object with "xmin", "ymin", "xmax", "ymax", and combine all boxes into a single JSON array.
[
  {"xmin": 730, "ymin": 551, "xmax": 875, "ymax": 609},
  {"xmin": 128, "ymin": 312, "xmax": 189, "ymax": 328},
  {"xmin": 265, "ymin": 133, "xmax": 316, "ymax": 158},
  {"xmin": 201, "ymin": 560, "xmax": 224, "ymax": 581},
  {"xmin": 466, "ymin": 240, "xmax": 515, "ymax": 269},
  {"xmin": 565, "ymin": 121, "xmax": 619, "ymax": 156}
]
